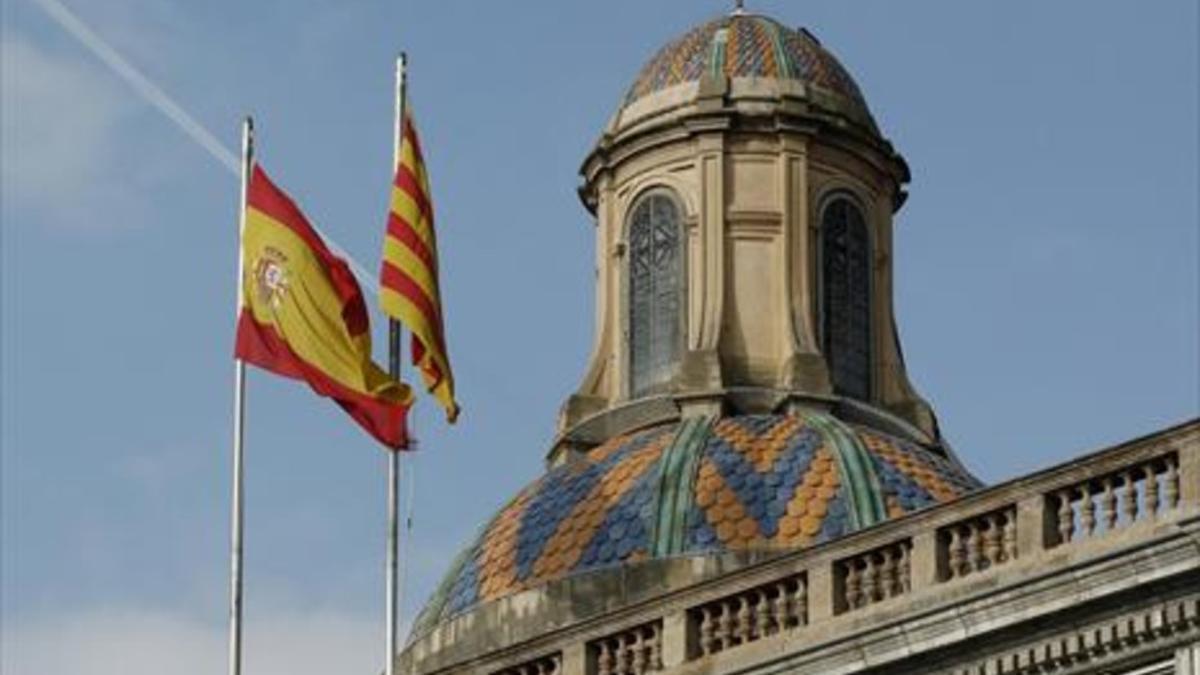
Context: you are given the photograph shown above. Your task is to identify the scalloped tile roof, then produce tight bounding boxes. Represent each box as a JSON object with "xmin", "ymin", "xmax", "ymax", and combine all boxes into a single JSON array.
[
  {"xmin": 622, "ymin": 14, "xmax": 870, "ymax": 119},
  {"xmin": 412, "ymin": 412, "xmax": 981, "ymax": 636}
]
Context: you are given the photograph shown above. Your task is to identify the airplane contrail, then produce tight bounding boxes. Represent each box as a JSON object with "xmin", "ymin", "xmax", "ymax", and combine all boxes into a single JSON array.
[{"xmin": 32, "ymin": 0, "xmax": 382, "ymax": 292}]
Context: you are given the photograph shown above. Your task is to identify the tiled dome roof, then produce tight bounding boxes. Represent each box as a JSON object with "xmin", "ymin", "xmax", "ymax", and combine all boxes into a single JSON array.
[
  {"xmin": 622, "ymin": 14, "xmax": 871, "ymax": 121},
  {"xmin": 412, "ymin": 412, "xmax": 980, "ymax": 636}
]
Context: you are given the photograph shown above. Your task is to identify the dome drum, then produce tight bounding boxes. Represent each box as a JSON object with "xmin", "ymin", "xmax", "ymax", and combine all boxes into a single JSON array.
[
  {"xmin": 564, "ymin": 13, "xmax": 942, "ymax": 447},
  {"xmin": 582, "ymin": 79, "xmax": 909, "ymax": 217}
]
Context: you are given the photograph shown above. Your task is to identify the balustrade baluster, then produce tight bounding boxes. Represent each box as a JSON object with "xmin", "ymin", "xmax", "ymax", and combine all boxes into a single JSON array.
[
  {"xmin": 968, "ymin": 523, "xmax": 986, "ymax": 573},
  {"xmin": 983, "ymin": 514, "xmax": 1002, "ymax": 567},
  {"xmin": 1164, "ymin": 456, "xmax": 1179, "ymax": 509},
  {"xmin": 1003, "ymin": 509, "xmax": 1018, "ymax": 562},
  {"xmin": 718, "ymin": 601, "xmax": 733, "ymax": 650},
  {"xmin": 774, "ymin": 582, "xmax": 791, "ymax": 629},
  {"xmin": 1144, "ymin": 464, "xmax": 1160, "ymax": 518},
  {"xmin": 598, "ymin": 641, "xmax": 613, "ymax": 675},
  {"xmin": 1057, "ymin": 489, "xmax": 1075, "ymax": 543},
  {"xmin": 1099, "ymin": 477, "xmax": 1116, "ymax": 532},
  {"xmin": 699, "ymin": 606, "xmax": 715, "ymax": 656},
  {"xmin": 1121, "ymin": 472, "xmax": 1137, "ymax": 525},
  {"xmin": 755, "ymin": 589, "xmax": 771, "ymax": 637},
  {"xmin": 649, "ymin": 624, "xmax": 663, "ymax": 670},
  {"xmin": 615, "ymin": 635, "xmax": 629, "ymax": 675},
  {"xmin": 899, "ymin": 543, "xmax": 912, "ymax": 592},
  {"xmin": 880, "ymin": 548, "xmax": 898, "ymax": 598},
  {"xmin": 1079, "ymin": 483, "xmax": 1095, "ymax": 537},
  {"xmin": 862, "ymin": 554, "xmax": 879, "ymax": 604},
  {"xmin": 631, "ymin": 631, "xmax": 646, "ymax": 675},
  {"xmin": 845, "ymin": 561, "xmax": 862, "ymax": 609},
  {"xmin": 795, "ymin": 578, "xmax": 809, "ymax": 625},
  {"xmin": 948, "ymin": 527, "xmax": 966, "ymax": 578},
  {"xmin": 735, "ymin": 596, "xmax": 752, "ymax": 643}
]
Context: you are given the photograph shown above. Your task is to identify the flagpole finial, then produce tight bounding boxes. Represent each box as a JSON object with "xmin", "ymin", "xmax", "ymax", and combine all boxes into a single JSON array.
[{"xmin": 732, "ymin": 0, "xmax": 746, "ymax": 16}]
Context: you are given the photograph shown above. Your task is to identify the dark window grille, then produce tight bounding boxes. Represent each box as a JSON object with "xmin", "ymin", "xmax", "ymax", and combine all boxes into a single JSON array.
[
  {"xmin": 629, "ymin": 194, "xmax": 683, "ymax": 397},
  {"xmin": 821, "ymin": 198, "xmax": 871, "ymax": 400}
]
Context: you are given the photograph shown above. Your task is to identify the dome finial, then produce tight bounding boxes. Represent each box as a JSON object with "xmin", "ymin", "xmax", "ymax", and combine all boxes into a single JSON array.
[{"xmin": 732, "ymin": 0, "xmax": 746, "ymax": 16}]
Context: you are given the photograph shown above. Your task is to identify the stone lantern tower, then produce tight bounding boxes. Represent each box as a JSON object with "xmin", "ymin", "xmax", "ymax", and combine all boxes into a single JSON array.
[{"xmin": 555, "ymin": 11, "xmax": 944, "ymax": 463}]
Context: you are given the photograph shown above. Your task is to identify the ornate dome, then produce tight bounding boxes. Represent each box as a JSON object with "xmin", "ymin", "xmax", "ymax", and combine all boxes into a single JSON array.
[
  {"xmin": 411, "ymin": 411, "xmax": 980, "ymax": 637},
  {"xmin": 617, "ymin": 13, "xmax": 875, "ymax": 130}
]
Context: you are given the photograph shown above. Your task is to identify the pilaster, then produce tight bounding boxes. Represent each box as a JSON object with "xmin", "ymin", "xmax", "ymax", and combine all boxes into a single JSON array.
[{"xmin": 561, "ymin": 642, "xmax": 586, "ymax": 675}]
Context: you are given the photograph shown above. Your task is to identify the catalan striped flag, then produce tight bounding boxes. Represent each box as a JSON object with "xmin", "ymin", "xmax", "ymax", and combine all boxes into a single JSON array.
[
  {"xmin": 380, "ymin": 107, "xmax": 460, "ymax": 422},
  {"xmin": 236, "ymin": 165, "xmax": 413, "ymax": 448}
]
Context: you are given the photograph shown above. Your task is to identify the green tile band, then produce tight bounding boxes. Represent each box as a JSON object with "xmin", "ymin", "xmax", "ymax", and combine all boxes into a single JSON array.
[
  {"xmin": 761, "ymin": 17, "xmax": 794, "ymax": 80},
  {"xmin": 650, "ymin": 414, "xmax": 715, "ymax": 557},
  {"xmin": 710, "ymin": 28, "xmax": 728, "ymax": 80},
  {"xmin": 804, "ymin": 412, "xmax": 888, "ymax": 531}
]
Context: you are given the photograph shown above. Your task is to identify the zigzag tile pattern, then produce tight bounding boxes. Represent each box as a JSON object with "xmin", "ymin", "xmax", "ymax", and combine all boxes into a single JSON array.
[
  {"xmin": 687, "ymin": 415, "xmax": 856, "ymax": 552},
  {"xmin": 686, "ymin": 415, "xmax": 849, "ymax": 550},
  {"xmin": 413, "ymin": 414, "xmax": 980, "ymax": 634},
  {"xmin": 623, "ymin": 14, "xmax": 870, "ymax": 119},
  {"xmin": 859, "ymin": 428, "xmax": 984, "ymax": 509},
  {"xmin": 437, "ymin": 427, "xmax": 674, "ymax": 620}
]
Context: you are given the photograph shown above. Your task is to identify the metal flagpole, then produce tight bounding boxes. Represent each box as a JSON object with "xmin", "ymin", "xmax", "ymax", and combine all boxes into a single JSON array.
[
  {"xmin": 385, "ymin": 52, "xmax": 408, "ymax": 675},
  {"xmin": 228, "ymin": 116, "xmax": 254, "ymax": 675}
]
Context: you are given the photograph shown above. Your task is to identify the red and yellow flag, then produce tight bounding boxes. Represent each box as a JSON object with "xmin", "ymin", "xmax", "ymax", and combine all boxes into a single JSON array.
[
  {"xmin": 380, "ymin": 107, "xmax": 460, "ymax": 422},
  {"xmin": 236, "ymin": 166, "xmax": 413, "ymax": 449}
]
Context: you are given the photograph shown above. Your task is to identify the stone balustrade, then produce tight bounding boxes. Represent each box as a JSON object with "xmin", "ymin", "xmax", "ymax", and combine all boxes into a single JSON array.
[
  {"xmin": 398, "ymin": 421, "xmax": 1199, "ymax": 675},
  {"xmin": 937, "ymin": 504, "xmax": 1017, "ymax": 581},
  {"xmin": 588, "ymin": 620, "xmax": 663, "ymax": 675},
  {"xmin": 1048, "ymin": 451, "xmax": 1181, "ymax": 547},
  {"xmin": 834, "ymin": 538, "xmax": 911, "ymax": 614},
  {"xmin": 689, "ymin": 572, "xmax": 807, "ymax": 658}
]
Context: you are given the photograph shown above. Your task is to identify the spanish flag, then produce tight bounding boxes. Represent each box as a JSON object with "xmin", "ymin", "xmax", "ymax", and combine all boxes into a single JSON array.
[
  {"xmin": 380, "ymin": 107, "xmax": 460, "ymax": 422},
  {"xmin": 236, "ymin": 166, "xmax": 413, "ymax": 449}
]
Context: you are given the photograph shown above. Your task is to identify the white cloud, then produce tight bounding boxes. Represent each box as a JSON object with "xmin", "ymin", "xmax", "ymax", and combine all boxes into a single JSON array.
[
  {"xmin": 0, "ymin": 31, "xmax": 144, "ymax": 232},
  {"xmin": 3, "ymin": 607, "xmax": 389, "ymax": 675}
]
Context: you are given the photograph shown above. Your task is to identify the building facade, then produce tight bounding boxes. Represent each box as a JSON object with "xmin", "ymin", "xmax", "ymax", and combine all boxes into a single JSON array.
[{"xmin": 397, "ymin": 11, "xmax": 1200, "ymax": 675}]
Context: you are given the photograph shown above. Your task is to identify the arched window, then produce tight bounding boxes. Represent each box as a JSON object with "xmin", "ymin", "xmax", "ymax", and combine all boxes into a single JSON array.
[
  {"xmin": 628, "ymin": 192, "xmax": 683, "ymax": 397},
  {"xmin": 821, "ymin": 197, "xmax": 872, "ymax": 400}
]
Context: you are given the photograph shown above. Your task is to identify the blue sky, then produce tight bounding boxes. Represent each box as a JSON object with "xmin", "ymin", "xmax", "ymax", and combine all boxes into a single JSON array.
[{"xmin": 2, "ymin": 1, "xmax": 1196, "ymax": 673}]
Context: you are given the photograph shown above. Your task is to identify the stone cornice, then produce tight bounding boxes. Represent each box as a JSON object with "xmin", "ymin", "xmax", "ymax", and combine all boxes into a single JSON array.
[
  {"xmin": 547, "ymin": 388, "xmax": 944, "ymax": 467},
  {"xmin": 578, "ymin": 98, "xmax": 909, "ymax": 218}
]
